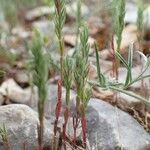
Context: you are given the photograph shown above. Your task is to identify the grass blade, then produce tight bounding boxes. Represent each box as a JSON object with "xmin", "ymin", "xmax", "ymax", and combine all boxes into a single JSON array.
[{"xmin": 95, "ymin": 43, "xmax": 106, "ymax": 87}]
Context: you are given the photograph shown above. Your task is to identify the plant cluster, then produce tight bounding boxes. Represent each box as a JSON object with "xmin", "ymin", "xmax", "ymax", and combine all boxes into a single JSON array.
[
  {"xmin": 93, "ymin": 44, "xmax": 150, "ymax": 104},
  {"xmin": 54, "ymin": 26, "xmax": 92, "ymax": 149},
  {"xmin": 53, "ymin": 0, "xmax": 66, "ymax": 149},
  {"xmin": 73, "ymin": 26, "xmax": 91, "ymax": 148},
  {"xmin": 53, "ymin": 0, "xmax": 91, "ymax": 149},
  {"xmin": 30, "ymin": 29, "xmax": 49, "ymax": 150},
  {"xmin": 62, "ymin": 57, "xmax": 74, "ymax": 149}
]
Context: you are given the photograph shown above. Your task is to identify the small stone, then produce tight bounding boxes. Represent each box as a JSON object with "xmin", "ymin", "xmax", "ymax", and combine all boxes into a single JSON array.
[
  {"xmin": 0, "ymin": 79, "xmax": 35, "ymax": 104},
  {"xmin": 0, "ymin": 21, "xmax": 9, "ymax": 33},
  {"xmin": 66, "ymin": 2, "xmax": 89, "ymax": 20},
  {"xmin": 92, "ymin": 87, "xmax": 114, "ymax": 101},
  {"xmin": 12, "ymin": 27, "xmax": 31, "ymax": 39},
  {"xmin": 14, "ymin": 70, "xmax": 29, "ymax": 84},
  {"xmin": 64, "ymin": 34, "xmax": 95, "ymax": 47},
  {"xmin": 25, "ymin": 6, "xmax": 54, "ymax": 21},
  {"xmin": 32, "ymin": 20, "xmax": 55, "ymax": 37}
]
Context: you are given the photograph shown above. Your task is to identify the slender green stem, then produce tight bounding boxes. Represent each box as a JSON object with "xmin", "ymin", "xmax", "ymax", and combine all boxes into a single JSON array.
[
  {"xmin": 59, "ymin": 38, "xmax": 65, "ymax": 80},
  {"xmin": 109, "ymin": 86, "xmax": 150, "ymax": 104},
  {"xmin": 66, "ymin": 89, "xmax": 70, "ymax": 106},
  {"xmin": 95, "ymin": 43, "xmax": 101, "ymax": 83},
  {"xmin": 95, "ymin": 43, "xmax": 106, "ymax": 87}
]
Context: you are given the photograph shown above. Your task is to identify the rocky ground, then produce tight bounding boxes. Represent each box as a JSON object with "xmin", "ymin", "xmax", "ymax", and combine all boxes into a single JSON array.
[{"xmin": 0, "ymin": 0, "xmax": 150, "ymax": 150}]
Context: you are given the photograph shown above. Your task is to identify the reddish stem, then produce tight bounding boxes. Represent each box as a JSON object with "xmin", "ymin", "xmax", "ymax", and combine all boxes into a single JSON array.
[
  {"xmin": 55, "ymin": 80, "xmax": 62, "ymax": 121},
  {"xmin": 73, "ymin": 117, "xmax": 77, "ymax": 146},
  {"xmin": 63, "ymin": 107, "xmax": 69, "ymax": 150},
  {"xmin": 73, "ymin": 116, "xmax": 80, "ymax": 148},
  {"xmin": 4, "ymin": 142, "xmax": 11, "ymax": 150},
  {"xmin": 37, "ymin": 103, "xmax": 44, "ymax": 150},
  {"xmin": 81, "ymin": 116, "xmax": 87, "ymax": 149},
  {"xmin": 53, "ymin": 80, "xmax": 62, "ymax": 149}
]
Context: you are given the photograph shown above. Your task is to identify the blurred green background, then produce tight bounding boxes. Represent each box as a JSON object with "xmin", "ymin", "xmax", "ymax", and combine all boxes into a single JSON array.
[{"xmin": 0, "ymin": 0, "xmax": 53, "ymax": 28}]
